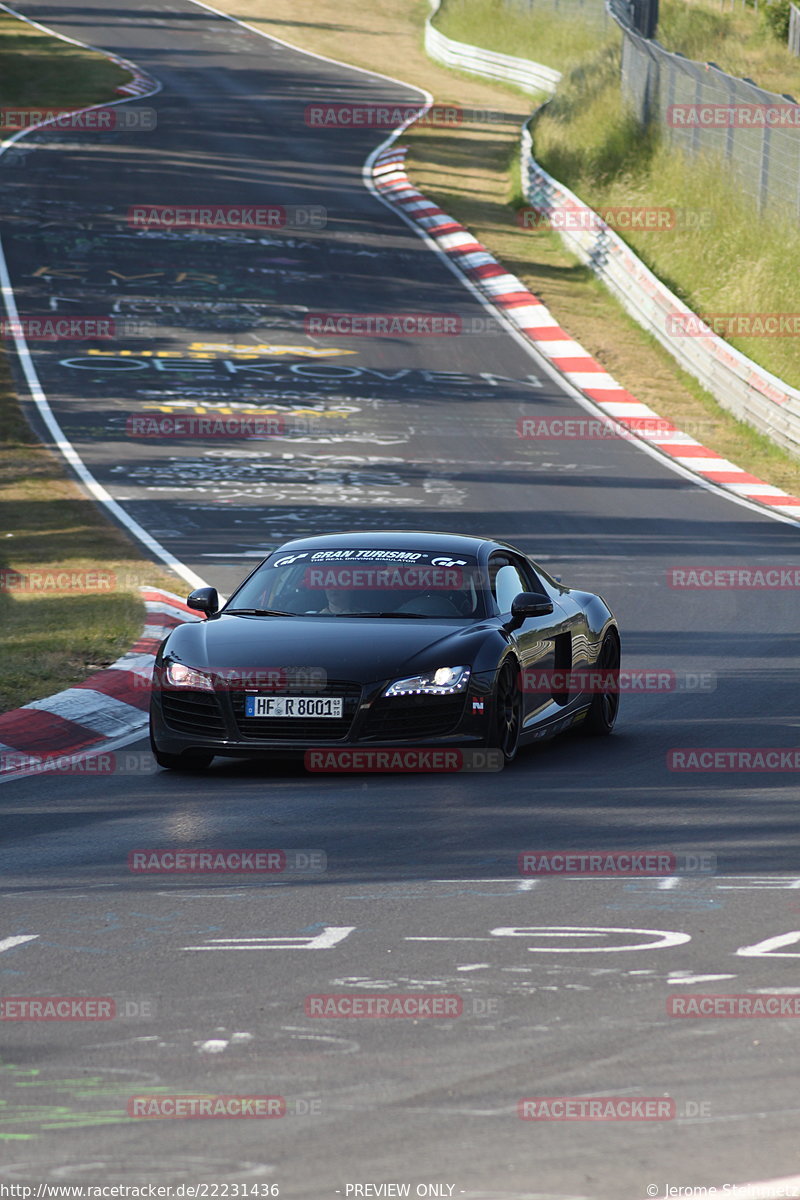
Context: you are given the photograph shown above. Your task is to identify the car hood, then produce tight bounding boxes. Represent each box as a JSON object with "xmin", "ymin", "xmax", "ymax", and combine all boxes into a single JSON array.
[{"xmin": 163, "ymin": 614, "xmax": 495, "ymax": 681}]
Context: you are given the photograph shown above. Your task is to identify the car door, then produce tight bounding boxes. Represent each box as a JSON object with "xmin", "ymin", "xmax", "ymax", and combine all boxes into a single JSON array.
[{"xmin": 487, "ymin": 552, "xmax": 564, "ymax": 721}]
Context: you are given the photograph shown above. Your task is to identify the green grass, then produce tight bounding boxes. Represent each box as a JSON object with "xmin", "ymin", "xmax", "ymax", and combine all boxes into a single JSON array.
[
  {"xmin": 657, "ymin": 0, "xmax": 800, "ymax": 98},
  {"xmin": 531, "ymin": 40, "xmax": 800, "ymax": 390},
  {"xmin": 437, "ymin": 0, "xmax": 800, "ymax": 392},
  {"xmin": 0, "ymin": 12, "xmax": 128, "ymax": 108},
  {"xmin": 434, "ymin": 0, "xmax": 619, "ymax": 74}
]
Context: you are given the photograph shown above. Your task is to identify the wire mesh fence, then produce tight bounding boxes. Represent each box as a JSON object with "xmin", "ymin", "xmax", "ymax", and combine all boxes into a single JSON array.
[
  {"xmin": 502, "ymin": 0, "xmax": 611, "ymax": 28},
  {"xmin": 609, "ymin": 1, "xmax": 800, "ymax": 214}
]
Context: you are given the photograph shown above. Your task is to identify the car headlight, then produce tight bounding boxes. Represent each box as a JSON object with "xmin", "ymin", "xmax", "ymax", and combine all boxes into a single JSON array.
[
  {"xmin": 165, "ymin": 661, "xmax": 214, "ymax": 691},
  {"xmin": 384, "ymin": 666, "xmax": 471, "ymax": 697}
]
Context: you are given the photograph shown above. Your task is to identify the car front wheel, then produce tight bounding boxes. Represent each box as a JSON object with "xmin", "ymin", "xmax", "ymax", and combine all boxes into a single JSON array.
[{"xmin": 488, "ymin": 660, "xmax": 523, "ymax": 764}]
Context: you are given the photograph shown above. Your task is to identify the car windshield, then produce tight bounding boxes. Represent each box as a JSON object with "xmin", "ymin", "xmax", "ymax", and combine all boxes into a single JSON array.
[{"xmin": 226, "ymin": 549, "xmax": 488, "ymax": 619}]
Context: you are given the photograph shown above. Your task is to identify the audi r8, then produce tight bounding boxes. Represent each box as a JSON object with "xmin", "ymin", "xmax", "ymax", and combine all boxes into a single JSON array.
[{"xmin": 149, "ymin": 531, "xmax": 620, "ymax": 770}]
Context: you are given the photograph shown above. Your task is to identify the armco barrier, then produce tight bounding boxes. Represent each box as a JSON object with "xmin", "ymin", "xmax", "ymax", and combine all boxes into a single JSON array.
[
  {"xmin": 372, "ymin": 143, "xmax": 800, "ymax": 517},
  {"xmin": 521, "ymin": 130, "xmax": 800, "ymax": 458},
  {"xmin": 425, "ymin": 0, "xmax": 561, "ymax": 95},
  {"xmin": 424, "ymin": 0, "xmax": 800, "ymax": 459}
]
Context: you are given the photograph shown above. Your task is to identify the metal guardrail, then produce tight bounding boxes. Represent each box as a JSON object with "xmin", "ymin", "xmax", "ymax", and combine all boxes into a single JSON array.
[
  {"xmin": 423, "ymin": 0, "xmax": 800, "ymax": 457},
  {"xmin": 521, "ymin": 128, "xmax": 800, "ymax": 456},
  {"xmin": 425, "ymin": 0, "xmax": 562, "ymax": 95}
]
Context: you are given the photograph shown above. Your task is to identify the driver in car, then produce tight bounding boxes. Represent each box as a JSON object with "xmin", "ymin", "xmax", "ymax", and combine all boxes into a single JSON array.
[{"xmin": 317, "ymin": 587, "xmax": 356, "ymax": 615}]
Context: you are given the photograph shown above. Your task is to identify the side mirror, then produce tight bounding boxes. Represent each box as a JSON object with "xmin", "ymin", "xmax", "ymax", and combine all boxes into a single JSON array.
[
  {"xmin": 510, "ymin": 592, "xmax": 554, "ymax": 620},
  {"xmin": 187, "ymin": 587, "xmax": 219, "ymax": 616}
]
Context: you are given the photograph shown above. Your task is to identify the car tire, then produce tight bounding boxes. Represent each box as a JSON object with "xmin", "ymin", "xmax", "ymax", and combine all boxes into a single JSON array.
[
  {"xmin": 150, "ymin": 720, "xmax": 214, "ymax": 771},
  {"xmin": 488, "ymin": 660, "xmax": 523, "ymax": 764},
  {"xmin": 582, "ymin": 630, "xmax": 620, "ymax": 736}
]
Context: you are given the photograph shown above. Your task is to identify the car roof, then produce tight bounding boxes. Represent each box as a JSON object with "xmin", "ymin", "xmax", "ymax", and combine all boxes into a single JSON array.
[{"xmin": 270, "ymin": 531, "xmax": 521, "ymax": 557}]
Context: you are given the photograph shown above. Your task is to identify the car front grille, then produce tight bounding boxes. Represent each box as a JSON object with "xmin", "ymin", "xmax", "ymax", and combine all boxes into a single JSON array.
[
  {"xmin": 230, "ymin": 680, "xmax": 362, "ymax": 741},
  {"xmin": 360, "ymin": 693, "xmax": 467, "ymax": 741},
  {"xmin": 161, "ymin": 690, "xmax": 226, "ymax": 737}
]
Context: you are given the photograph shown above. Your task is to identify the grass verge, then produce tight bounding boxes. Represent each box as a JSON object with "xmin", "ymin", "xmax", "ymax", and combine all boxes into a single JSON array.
[
  {"xmin": 0, "ymin": 12, "xmax": 181, "ymax": 713},
  {"xmin": 434, "ymin": 0, "xmax": 618, "ymax": 73},
  {"xmin": 529, "ymin": 28, "xmax": 800, "ymax": 390},
  {"xmin": 657, "ymin": 0, "xmax": 800, "ymax": 99}
]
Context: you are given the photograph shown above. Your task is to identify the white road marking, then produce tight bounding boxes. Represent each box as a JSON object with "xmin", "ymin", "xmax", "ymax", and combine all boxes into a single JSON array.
[
  {"xmin": 737, "ymin": 930, "xmax": 800, "ymax": 958},
  {"xmin": 667, "ymin": 972, "xmax": 736, "ymax": 984},
  {"xmin": 0, "ymin": 935, "xmax": 38, "ymax": 953},
  {"xmin": 490, "ymin": 926, "xmax": 692, "ymax": 952},
  {"xmin": 197, "ymin": 1039, "xmax": 228, "ymax": 1054},
  {"xmin": 718, "ymin": 878, "xmax": 800, "ymax": 889},
  {"xmin": 184, "ymin": 926, "xmax": 355, "ymax": 951},
  {"xmin": 457, "ymin": 964, "xmax": 490, "ymax": 972}
]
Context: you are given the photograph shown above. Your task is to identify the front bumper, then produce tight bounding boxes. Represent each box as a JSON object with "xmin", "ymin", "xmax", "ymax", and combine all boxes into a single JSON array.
[{"xmin": 150, "ymin": 672, "xmax": 496, "ymax": 759}]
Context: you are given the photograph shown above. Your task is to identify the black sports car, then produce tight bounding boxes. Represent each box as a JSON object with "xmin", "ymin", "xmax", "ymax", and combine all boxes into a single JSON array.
[{"xmin": 149, "ymin": 531, "xmax": 620, "ymax": 770}]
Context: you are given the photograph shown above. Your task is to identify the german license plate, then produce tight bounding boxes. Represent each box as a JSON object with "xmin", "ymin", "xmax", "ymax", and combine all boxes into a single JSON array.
[{"xmin": 245, "ymin": 695, "xmax": 343, "ymax": 719}]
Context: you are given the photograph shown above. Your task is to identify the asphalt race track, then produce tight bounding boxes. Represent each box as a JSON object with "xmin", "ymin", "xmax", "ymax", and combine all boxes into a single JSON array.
[{"xmin": 2, "ymin": 2, "xmax": 800, "ymax": 1197}]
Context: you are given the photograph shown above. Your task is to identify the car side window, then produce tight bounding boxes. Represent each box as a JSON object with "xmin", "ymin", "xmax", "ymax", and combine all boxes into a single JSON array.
[
  {"xmin": 488, "ymin": 555, "xmax": 529, "ymax": 614},
  {"xmin": 511, "ymin": 553, "xmax": 548, "ymax": 596}
]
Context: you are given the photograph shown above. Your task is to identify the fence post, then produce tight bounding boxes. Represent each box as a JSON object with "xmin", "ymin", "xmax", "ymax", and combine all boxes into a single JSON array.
[{"xmin": 789, "ymin": 2, "xmax": 800, "ymax": 56}]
